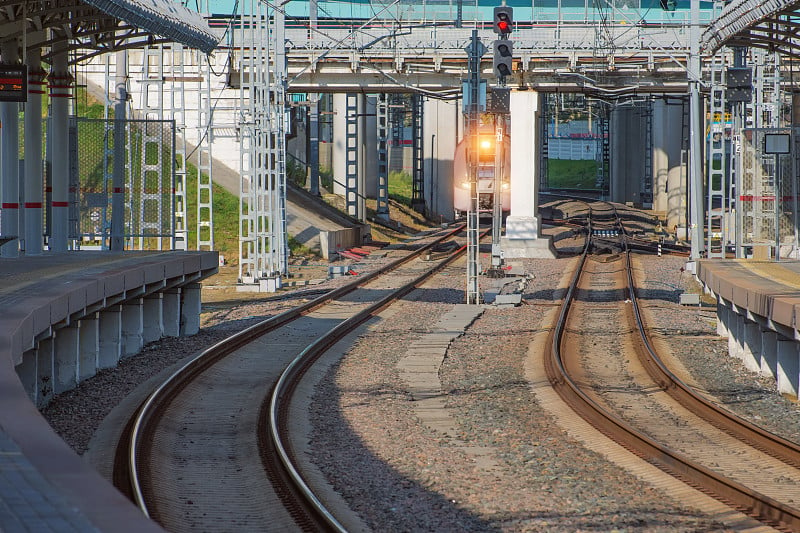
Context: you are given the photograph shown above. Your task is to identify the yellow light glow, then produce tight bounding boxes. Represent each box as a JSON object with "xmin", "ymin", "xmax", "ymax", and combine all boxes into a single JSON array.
[{"xmin": 480, "ymin": 139, "xmax": 492, "ymax": 151}]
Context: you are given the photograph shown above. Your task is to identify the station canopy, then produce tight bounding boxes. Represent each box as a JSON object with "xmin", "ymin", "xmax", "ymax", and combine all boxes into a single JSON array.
[
  {"xmin": 702, "ymin": 0, "xmax": 800, "ymax": 58},
  {"xmin": 5, "ymin": 0, "xmax": 220, "ymax": 64}
]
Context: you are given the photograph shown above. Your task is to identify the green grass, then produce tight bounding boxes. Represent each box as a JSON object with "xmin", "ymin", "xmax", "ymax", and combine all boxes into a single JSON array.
[
  {"xmin": 184, "ymin": 164, "xmax": 313, "ymax": 260},
  {"xmin": 184, "ymin": 163, "xmax": 239, "ymax": 258},
  {"xmin": 388, "ymin": 171, "xmax": 413, "ymax": 206},
  {"xmin": 547, "ymin": 159, "xmax": 600, "ymax": 189}
]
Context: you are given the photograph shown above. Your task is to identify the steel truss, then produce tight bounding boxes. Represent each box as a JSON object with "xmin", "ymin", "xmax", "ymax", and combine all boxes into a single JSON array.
[
  {"xmin": 238, "ymin": 0, "xmax": 289, "ymax": 289},
  {"xmin": 706, "ymin": 53, "xmax": 728, "ymax": 258},
  {"xmin": 376, "ymin": 93, "xmax": 390, "ymax": 221}
]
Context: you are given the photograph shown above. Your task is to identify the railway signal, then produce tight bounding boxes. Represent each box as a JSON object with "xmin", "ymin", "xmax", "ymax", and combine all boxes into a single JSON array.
[
  {"xmin": 493, "ymin": 6, "xmax": 513, "ymax": 35},
  {"xmin": 493, "ymin": 39, "xmax": 513, "ymax": 79}
]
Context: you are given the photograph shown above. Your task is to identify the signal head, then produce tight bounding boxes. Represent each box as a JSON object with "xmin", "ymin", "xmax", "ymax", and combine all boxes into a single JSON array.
[{"xmin": 493, "ymin": 6, "xmax": 514, "ymax": 35}]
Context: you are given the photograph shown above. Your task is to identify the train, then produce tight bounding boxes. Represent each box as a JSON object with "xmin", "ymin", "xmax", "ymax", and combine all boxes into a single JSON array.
[{"xmin": 452, "ymin": 126, "xmax": 511, "ymax": 219}]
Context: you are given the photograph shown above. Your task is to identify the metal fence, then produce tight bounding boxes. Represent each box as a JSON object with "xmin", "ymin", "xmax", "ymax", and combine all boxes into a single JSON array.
[
  {"xmin": 739, "ymin": 128, "xmax": 799, "ymax": 258},
  {"xmin": 70, "ymin": 117, "xmax": 176, "ymax": 250}
]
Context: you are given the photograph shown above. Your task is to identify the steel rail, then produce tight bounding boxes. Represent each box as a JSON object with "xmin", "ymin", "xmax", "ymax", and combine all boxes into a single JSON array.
[
  {"xmin": 547, "ymin": 210, "xmax": 800, "ymax": 531},
  {"xmin": 126, "ymin": 224, "xmax": 465, "ymax": 519},
  {"xmin": 267, "ymin": 229, "xmax": 484, "ymax": 532},
  {"xmin": 627, "ymin": 246, "xmax": 800, "ymax": 470}
]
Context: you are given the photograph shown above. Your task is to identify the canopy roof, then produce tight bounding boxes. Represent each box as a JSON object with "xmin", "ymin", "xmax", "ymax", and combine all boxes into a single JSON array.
[
  {"xmin": 702, "ymin": 0, "xmax": 800, "ymax": 58},
  {"xmin": 3, "ymin": 0, "xmax": 221, "ymax": 64}
]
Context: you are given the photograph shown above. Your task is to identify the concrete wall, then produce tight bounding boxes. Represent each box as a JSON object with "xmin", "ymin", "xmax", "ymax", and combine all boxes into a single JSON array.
[{"xmin": 423, "ymin": 98, "xmax": 459, "ymax": 222}]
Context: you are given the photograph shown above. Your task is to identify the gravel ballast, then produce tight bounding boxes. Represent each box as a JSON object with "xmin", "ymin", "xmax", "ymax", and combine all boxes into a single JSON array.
[{"xmin": 42, "ymin": 242, "xmax": 800, "ymax": 531}]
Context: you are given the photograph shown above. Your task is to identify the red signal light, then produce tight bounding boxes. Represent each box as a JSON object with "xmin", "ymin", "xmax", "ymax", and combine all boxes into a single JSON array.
[{"xmin": 493, "ymin": 6, "xmax": 513, "ymax": 35}]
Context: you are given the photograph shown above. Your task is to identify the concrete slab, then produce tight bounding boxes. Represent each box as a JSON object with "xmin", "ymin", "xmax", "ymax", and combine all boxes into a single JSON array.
[{"xmin": 0, "ymin": 250, "xmax": 218, "ymax": 532}]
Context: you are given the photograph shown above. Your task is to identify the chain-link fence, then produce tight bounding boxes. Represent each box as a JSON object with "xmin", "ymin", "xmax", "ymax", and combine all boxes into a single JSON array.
[
  {"xmin": 739, "ymin": 128, "xmax": 799, "ymax": 258},
  {"xmin": 70, "ymin": 117, "xmax": 176, "ymax": 250}
]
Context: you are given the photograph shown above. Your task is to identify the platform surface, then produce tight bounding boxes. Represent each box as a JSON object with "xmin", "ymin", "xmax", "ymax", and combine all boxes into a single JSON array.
[
  {"xmin": 0, "ymin": 250, "xmax": 218, "ymax": 532},
  {"xmin": 696, "ymin": 259, "xmax": 800, "ymax": 332}
]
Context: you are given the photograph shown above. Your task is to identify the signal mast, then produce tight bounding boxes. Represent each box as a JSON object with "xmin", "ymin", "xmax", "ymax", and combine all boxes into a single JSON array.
[{"xmin": 487, "ymin": 4, "xmax": 513, "ymax": 278}]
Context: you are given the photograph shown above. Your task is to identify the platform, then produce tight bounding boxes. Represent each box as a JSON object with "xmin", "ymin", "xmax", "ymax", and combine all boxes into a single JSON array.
[
  {"xmin": 696, "ymin": 259, "xmax": 800, "ymax": 399},
  {"xmin": 0, "ymin": 250, "xmax": 218, "ymax": 532}
]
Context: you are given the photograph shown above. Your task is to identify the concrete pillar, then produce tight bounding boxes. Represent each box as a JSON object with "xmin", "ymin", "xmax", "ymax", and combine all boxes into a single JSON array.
[
  {"xmin": 78, "ymin": 313, "xmax": 99, "ymax": 382},
  {"xmin": 98, "ymin": 306, "xmax": 122, "ymax": 368},
  {"xmin": 143, "ymin": 294, "xmax": 164, "ymax": 343},
  {"xmin": 15, "ymin": 349, "xmax": 38, "ymax": 404},
  {"xmin": 180, "ymin": 283, "xmax": 201, "ymax": 336},
  {"xmin": 728, "ymin": 312, "xmax": 745, "ymax": 360},
  {"xmin": 716, "ymin": 298, "xmax": 730, "ymax": 337},
  {"xmin": 48, "ymin": 36, "xmax": 71, "ymax": 251},
  {"xmin": 741, "ymin": 320, "xmax": 762, "ymax": 372},
  {"xmin": 777, "ymin": 338, "xmax": 799, "ymax": 400},
  {"xmin": 24, "ymin": 45, "xmax": 46, "ymax": 255},
  {"xmin": 651, "ymin": 99, "xmax": 687, "ymax": 233},
  {"xmin": 121, "ymin": 298, "xmax": 144, "ymax": 357},
  {"xmin": 163, "ymin": 289, "xmax": 181, "ymax": 337},
  {"xmin": 54, "ymin": 325, "xmax": 79, "ymax": 394},
  {"xmin": 1, "ymin": 39, "xmax": 20, "ymax": 257},
  {"xmin": 36, "ymin": 336, "xmax": 54, "ymax": 407},
  {"xmin": 610, "ymin": 104, "xmax": 644, "ymax": 205},
  {"xmin": 501, "ymin": 91, "xmax": 555, "ymax": 258},
  {"xmin": 332, "ymin": 93, "xmax": 347, "ymax": 196},
  {"xmin": 423, "ymin": 98, "xmax": 458, "ymax": 222},
  {"xmin": 760, "ymin": 330, "xmax": 778, "ymax": 380}
]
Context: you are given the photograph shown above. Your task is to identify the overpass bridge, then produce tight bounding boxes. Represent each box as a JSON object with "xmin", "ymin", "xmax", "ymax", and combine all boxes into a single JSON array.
[
  {"xmin": 5, "ymin": 0, "xmax": 800, "ymax": 287},
  {"xmin": 279, "ymin": 22, "xmax": 699, "ymax": 93}
]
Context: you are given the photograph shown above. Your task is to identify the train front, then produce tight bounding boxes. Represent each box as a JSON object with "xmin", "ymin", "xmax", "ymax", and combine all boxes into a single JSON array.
[{"xmin": 452, "ymin": 129, "xmax": 510, "ymax": 219}]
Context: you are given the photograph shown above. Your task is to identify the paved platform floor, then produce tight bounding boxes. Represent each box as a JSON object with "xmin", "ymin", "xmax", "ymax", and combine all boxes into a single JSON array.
[{"xmin": 0, "ymin": 250, "xmax": 219, "ymax": 532}]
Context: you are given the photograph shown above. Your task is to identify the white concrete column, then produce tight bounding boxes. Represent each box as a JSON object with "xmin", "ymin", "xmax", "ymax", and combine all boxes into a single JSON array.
[
  {"xmin": 24, "ymin": 45, "xmax": 46, "ymax": 255},
  {"xmin": 79, "ymin": 313, "xmax": 99, "ymax": 382},
  {"xmin": 1, "ymin": 39, "xmax": 20, "ymax": 257},
  {"xmin": 54, "ymin": 325, "xmax": 79, "ymax": 394},
  {"xmin": 760, "ymin": 330, "xmax": 778, "ymax": 380},
  {"xmin": 163, "ymin": 289, "xmax": 181, "ymax": 337},
  {"xmin": 502, "ymin": 91, "xmax": 555, "ymax": 258},
  {"xmin": 423, "ymin": 98, "xmax": 458, "ymax": 222},
  {"xmin": 15, "ymin": 349, "xmax": 38, "ymax": 404},
  {"xmin": 652, "ymin": 99, "xmax": 687, "ymax": 233},
  {"xmin": 716, "ymin": 297, "xmax": 730, "ymax": 337},
  {"xmin": 728, "ymin": 312, "xmax": 745, "ymax": 360},
  {"xmin": 48, "ymin": 36, "xmax": 72, "ymax": 251},
  {"xmin": 36, "ymin": 337, "xmax": 54, "ymax": 407},
  {"xmin": 143, "ymin": 294, "xmax": 164, "ymax": 343},
  {"xmin": 777, "ymin": 338, "xmax": 799, "ymax": 400},
  {"xmin": 121, "ymin": 298, "xmax": 144, "ymax": 357},
  {"xmin": 180, "ymin": 283, "xmax": 202, "ymax": 336},
  {"xmin": 741, "ymin": 320, "xmax": 762, "ymax": 372},
  {"xmin": 332, "ymin": 93, "xmax": 347, "ymax": 196},
  {"xmin": 98, "ymin": 306, "xmax": 122, "ymax": 368}
]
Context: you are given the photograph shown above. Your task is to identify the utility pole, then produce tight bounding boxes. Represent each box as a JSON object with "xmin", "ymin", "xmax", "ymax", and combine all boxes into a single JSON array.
[
  {"xmin": 464, "ymin": 30, "xmax": 485, "ymax": 304},
  {"xmin": 688, "ymin": 0, "xmax": 704, "ymax": 263}
]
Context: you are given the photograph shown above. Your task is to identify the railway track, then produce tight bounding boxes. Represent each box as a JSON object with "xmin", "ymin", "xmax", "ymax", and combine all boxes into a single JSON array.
[
  {"xmin": 115, "ymin": 225, "xmax": 479, "ymax": 532},
  {"xmin": 546, "ymin": 202, "xmax": 800, "ymax": 531}
]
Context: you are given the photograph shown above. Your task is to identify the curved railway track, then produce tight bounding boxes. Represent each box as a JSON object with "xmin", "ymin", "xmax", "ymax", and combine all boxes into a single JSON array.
[
  {"xmin": 546, "ymin": 202, "xmax": 800, "ymax": 531},
  {"xmin": 116, "ymin": 225, "xmax": 482, "ymax": 532}
]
